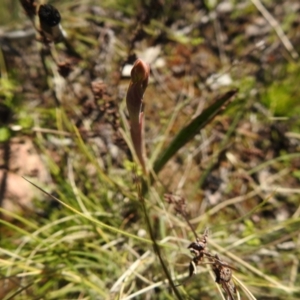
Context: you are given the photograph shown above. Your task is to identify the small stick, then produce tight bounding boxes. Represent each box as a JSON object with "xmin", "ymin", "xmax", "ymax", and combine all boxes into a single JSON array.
[{"xmin": 251, "ymin": 0, "xmax": 299, "ymax": 59}]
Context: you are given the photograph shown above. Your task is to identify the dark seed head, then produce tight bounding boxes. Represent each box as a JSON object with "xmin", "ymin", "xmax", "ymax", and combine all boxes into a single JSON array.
[
  {"xmin": 188, "ymin": 239, "xmax": 206, "ymax": 251},
  {"xmin": 38, "ymin": 4, "xmax": 61, "ymax": 27}
]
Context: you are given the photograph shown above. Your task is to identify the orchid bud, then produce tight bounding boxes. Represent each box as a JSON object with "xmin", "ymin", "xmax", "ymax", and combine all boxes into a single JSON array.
[
  {"xmin": 125, "ymin": 59, "xmax": 150, "ymax": 174},
  {"xmin": 126, "ymin": 59, "xmax": 150, "ymax": 124},
  {"xmin": 131, "ymin": 59, "xmax": 150, "ymax": 87}
]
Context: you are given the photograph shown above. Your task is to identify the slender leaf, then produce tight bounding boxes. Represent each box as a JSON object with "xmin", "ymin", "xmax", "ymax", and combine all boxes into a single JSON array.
[{"xmin": 153, "ymin": 89, "xmax": 238, "ymax": 174}]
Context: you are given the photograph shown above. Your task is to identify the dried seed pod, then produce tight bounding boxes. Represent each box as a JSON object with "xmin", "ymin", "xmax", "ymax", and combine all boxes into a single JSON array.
[
  {"xmin": 187, "ymin": 230, "xmax": 209, "ymax": 277},
  {"xmin": 211, "ymin": 255, "xmax": 237, "ymax": 300},
  {"xmin": 164, "ymin": 194, "xmax": 188, "ymax": 216},
  {"xmin": 57, "ymin": 61, "xmax": 73, "ymax": 78}
]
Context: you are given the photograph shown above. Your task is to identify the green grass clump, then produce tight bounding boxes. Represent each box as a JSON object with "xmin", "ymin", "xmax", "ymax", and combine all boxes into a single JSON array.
[{"xmin": 1, "ymin": 1, "xmax": 300, "ymax": 299}]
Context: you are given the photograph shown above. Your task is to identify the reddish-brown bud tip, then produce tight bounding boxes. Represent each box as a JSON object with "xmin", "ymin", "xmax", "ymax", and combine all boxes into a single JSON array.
[{"xmin": 131, "ymin": 59, "xmax": 150, "ymax": 85}]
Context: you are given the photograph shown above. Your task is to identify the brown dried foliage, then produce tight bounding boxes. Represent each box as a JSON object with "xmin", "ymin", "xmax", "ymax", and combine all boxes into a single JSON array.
[{"xmin": 165, "ymin": 194, "xmax": 237, "ymax": 300}]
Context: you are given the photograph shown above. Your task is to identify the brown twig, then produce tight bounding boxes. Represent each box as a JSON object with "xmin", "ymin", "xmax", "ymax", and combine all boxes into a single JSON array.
[{"xmin": 251, "ymin": 0, "xmax": 299, "ymax": 60}]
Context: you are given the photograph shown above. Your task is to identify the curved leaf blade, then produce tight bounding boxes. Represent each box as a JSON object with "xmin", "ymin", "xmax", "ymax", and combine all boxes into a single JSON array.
[{"xmin": 153, "ymin": 89, "xmax": 238, "ymax": 174}]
